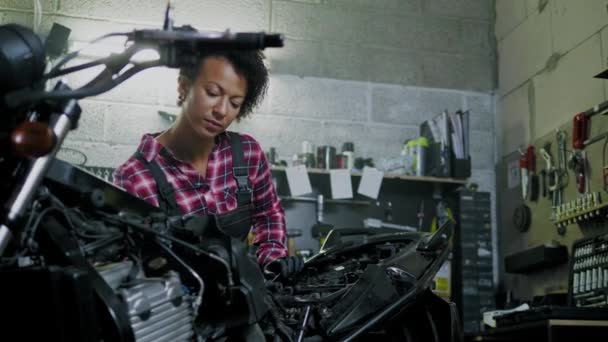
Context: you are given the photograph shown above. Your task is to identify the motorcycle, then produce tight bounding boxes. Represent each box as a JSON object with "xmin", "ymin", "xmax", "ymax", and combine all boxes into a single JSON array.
[{"xmin": 0, "ymin": 4, "xmax": 462, "ymax": 341}]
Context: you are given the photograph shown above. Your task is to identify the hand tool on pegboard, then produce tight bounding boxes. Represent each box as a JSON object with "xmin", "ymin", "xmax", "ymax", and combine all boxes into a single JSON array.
[
  {"xmin": 603, "ymin": 136, "xmax": 608, "ymax": 193},
  {"xmin": 518, "ymin": 145, "xmax": 539, "ymax": 201},
  {"xmin": 543, "ymin": 150, "xmax": 558, "ymax": 194},
  {"xmin": 541, "ymin": 146, "xmax": 558, "ymax": 220},
  {"xmin": 556, "ymin": 130, "xmax": 568, "ymax": 202},
  {"xmin": 552, "ymin": 130, "xmax": 568, "ymax": 234},
  {"xmin": 519, "ymin": 148, "xmax": 529, "ymax": 201},
  {"xmin": 569, "ymin": 150, "xmax": 589, "ymax": 194},
  {"xmin": 581, "ymin": 151, "xmax": 589, "ymax": 194},
  {"xmin": 527, "ymin": 145, "xmax": 539, "ymax": 201},
  {"xmin": 575, "ymin": 99, "xmax": 608, "ymax": 146},
  {"xmin": 571, "ymin": 112, "xmax": 589, "ymax": 195},
  {"xmin": 540, "ymin": 169, "xmax": 547, "ymax": 198},
  {"xmin": 571, "ymin": 100, "xmax": 608, "ymax": 196},
  {"xmin": 572, "ymin": 112, "xmax": 589, "ymax": 150}
]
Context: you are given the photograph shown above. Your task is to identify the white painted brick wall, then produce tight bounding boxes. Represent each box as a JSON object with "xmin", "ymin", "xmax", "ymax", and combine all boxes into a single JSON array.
[
  {"xmin": 0, "ymin": 0, "xmax": 496, "ymax": 199},
  {"xmin": 533, "ymin": 34, "xmax": 604, "ymax": 139},
  {"xmin": 67, "ymin": 101, "xmax": 107, "ymax": 142},
  {"xmin": 494, "ymin": 0, "xmax": 527, "ymax": 41},
  {"xmin": 230, "ymin": 114, "xmax": 325, "ymax": 162},
  {"xmin": 371, "ymin": 85, "xmax": 463, "ymax": 125},
  {"xmin": 469, "ymin": 130, "xmax": 495, "ymax": 169},
  {"xmin": 1, "ymin": 0, "xmax": 496, "ymax": 90},
  {"xmin": 497, "ymin": 9, "xmax": 551, "ymax": 96},
  {"xmin": 497, "ymin": 82, "xmax": 532, "ymax": 158},
  {"xmin": 326, "ymin": 0, "xmax": 420, "ymax": 14},
  {"xmin": 0, "ymin": 10, "xmax": 34, "ymax": 27},
  {"xmin": 268, "ymin": 76, "xmax": 368, "ymax": 121},
  {"xmin": 1, "ymin": 0, "xmax": 56, "ymax": 12},
  {"xmin": 465, "ymin": 94, "xmax": 494, "ymax": 132},
  {"xmin": 551, "ymin": 0, "xmax": 608, "ymax": 55},
  {"xmin": 497, "ymin": 1, "xmax": 608, "ymax": 154},
  {"xmin": 103, "ymin": 103, "xmax": 172, "ymax": 145},
  {"xmin": 423, "ymin": 0, "xmax": 493, "ymax": 20}
]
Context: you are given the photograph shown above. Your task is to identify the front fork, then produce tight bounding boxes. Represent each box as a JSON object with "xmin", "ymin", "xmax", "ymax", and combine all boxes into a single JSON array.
[{"xmin": 0, "ymin": 81, "xmax": 81, "ymax": 255}]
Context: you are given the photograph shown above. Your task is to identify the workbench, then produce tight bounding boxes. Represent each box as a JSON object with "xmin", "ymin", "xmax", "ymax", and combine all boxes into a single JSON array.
[{"xmin": 466, "ymin": 319, "xmax": 608, "ymax": 342}]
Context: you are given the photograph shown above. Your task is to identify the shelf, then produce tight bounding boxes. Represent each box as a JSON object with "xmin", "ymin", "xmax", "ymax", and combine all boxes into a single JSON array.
[
  {"xmin": 279, "ymin": 195, "xmax": 371, "ymax": 206},
  {"xmin": 270, "ymin": 166, "xmax": 468, "ymax": 185}
]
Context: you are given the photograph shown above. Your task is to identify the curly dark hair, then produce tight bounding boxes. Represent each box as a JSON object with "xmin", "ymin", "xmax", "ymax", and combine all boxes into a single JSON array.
[{"xmin": 178, "ymin": 48, "xmax": 269, "ymax": 121}]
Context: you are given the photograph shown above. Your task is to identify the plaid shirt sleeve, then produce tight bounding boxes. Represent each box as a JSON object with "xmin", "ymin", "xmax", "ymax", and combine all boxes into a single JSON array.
[
  {"xmin": 244, "ymin": 134, "xmax": 288, "ymax": 266},
  {"xmin": 113, "ymin": 161, "xmax": 137, "ymax": 196},
  {"xmin": 112, "ymin": 158, "xmax": 159, "ymax": 207}
]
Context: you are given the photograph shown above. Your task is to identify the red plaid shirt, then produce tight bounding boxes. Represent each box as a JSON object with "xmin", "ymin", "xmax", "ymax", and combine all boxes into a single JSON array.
[{"xmin": 112, "ymin": 131, "xmax": 287, "ymax": 266}]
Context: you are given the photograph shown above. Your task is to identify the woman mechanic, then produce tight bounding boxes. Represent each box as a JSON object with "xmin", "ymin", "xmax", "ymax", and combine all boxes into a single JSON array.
[{"xmin": 112, "ymin": 46, "xmax": 302, "ymax": 278}]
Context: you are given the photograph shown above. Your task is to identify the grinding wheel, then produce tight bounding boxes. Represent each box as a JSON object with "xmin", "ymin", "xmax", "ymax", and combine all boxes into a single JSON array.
[{"xmin": 513, "ymin": 204, "xmax": 532, "ymax": 232}]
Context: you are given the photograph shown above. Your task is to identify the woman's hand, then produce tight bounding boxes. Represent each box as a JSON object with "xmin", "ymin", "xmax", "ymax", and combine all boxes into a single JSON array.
[{"xmin": 265, "ymin": 255, "xmax": 304, "ymax": 279}]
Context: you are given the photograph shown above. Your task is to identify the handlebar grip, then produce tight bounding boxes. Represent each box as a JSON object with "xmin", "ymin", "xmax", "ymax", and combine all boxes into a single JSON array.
[
  {"xmin": 131, "ymin": 29, "xmax": 284, "ymax": 49},
  {"xmin": 133, "ymin": 29, "xmax": 285, "ymax": 67},
  {"xmin": 261, "ymin": 33, "xmax": 284, "ymax": 48},
  {"xmin": 231, "ymin": 33, "xmax": 284, "ymax": 49}
]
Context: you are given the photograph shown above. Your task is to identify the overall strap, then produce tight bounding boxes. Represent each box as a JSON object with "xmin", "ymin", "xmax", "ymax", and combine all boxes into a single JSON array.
[
  {"xmin": 133, "ymin": 152, "xmax": 182, "ymax": 216},
  {"xmin": 228, "ymin": 133, "xmax": 252, "ymax": 207}
]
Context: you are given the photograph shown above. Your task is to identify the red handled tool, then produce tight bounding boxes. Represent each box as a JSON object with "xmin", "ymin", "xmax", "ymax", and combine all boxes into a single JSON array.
[
  {"xmin": 520, "ymin": 150, "xmax": 529, "ymax": 200},
  {"xmin": 527, "ymin": 146, "xmax": 539, "ymax": 201},
  {"xmin": 572, "ymin": 112, "xmax": 589, "ymax": 150},
  {"xmin": 568, "ymin": 151, "xmax": 588, "ymax": 194},
  {"xmin": 520, "ymin": 155, "xmax": 528, "ymax": 200}
]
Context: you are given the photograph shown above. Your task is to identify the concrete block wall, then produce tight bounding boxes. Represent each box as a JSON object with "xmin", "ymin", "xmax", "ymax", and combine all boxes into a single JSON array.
[
  {"xmin": 0, "ymin": 1, "xmax": 497, "ymax": 195},
  {"xmin": 495, "ymin": 0, "xmax": 608, "ymax": 299},
  {"xmin": 496, "ymin": 0, "xmax": 608, "ymax": 157}
]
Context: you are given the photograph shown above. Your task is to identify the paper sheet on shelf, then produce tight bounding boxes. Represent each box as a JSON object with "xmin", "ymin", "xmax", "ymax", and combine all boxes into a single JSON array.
[
  {"xmin": 285, "ymin": 165, "xmax": 312, "ymax": 196},
  {"xmin": 430, "ymin": 112, "xmax": 448, "ymax": 145},
  {"xmin": 449, "ymin": 111, "xmax": 465, "ymax": 159},
  {"xmin": 357, "ymin": 166, "xmax": 383, "ymax": 199},
  {"xmin": 451, "ymin": 132, "xmax": 464, "ymax": 159},
  {"xmin": 330, "ymin": 169, "xmax": 353, "ymax": 199},
  {"xmin": 462, "ymin": 110, "xmax": 470, "ymax": 158}
]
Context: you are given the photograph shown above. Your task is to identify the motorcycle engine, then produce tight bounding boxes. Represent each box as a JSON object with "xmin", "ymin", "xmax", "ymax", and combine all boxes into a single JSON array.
[
  {"xmin": 97, "ymin": 261, "xmax": 195, "ymax": 342},
  {"xmin": 270, "ymin": 237, "xmax": 415, "ymax": 337},
  {"xmin": 1, "ymin": 161, "xmax": 203, "ymax": 342}
]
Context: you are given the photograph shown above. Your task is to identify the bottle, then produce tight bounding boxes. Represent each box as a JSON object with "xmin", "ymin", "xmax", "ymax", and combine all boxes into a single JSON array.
[
  {"xmin": 342, "ymin": 142, "xmax": 355, "ymax": 170},
  {"xmin": 317, "ymin": 194, "xmax": 324, "ymax": 223}
]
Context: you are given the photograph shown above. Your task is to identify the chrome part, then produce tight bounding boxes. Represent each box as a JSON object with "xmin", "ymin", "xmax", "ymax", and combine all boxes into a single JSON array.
[
  {"xmin": 119, "ymin": 272, "xmax": 194, "ymax": 342},
  {"xmin": 0, "ymin": 225, "xmax": 13, "ymax": 254},
  {"xmin": 98, "ymin": 261, "xmax": 135, "ymax": 290},
  {"xmin": 158, "ymin": 241, "xmax": 204, "ymax": 316}
]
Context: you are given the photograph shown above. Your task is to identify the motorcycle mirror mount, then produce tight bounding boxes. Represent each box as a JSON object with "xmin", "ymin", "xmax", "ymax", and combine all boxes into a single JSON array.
[{"xmin": 416, "ymin": 219, "xmax": 454, "ymax": 254}]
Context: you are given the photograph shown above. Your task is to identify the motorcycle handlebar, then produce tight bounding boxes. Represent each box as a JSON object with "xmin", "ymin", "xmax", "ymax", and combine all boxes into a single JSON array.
[
  {"xmin": 130, "ymin": 29, "xmax": 284, "ymax": 49},
  {"xmin": 3, "ymin": 28, "xmax": 284, "ymax": 108}
]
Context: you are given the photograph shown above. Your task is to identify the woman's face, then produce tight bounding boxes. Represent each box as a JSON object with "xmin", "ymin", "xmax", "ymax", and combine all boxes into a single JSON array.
[{"xmin": 178, "ymin": 56, "xmax": 247, "ymax": 140}]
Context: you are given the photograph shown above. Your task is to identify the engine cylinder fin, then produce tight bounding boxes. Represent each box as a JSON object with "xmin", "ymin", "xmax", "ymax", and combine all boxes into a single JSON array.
[{"xmin": 132, "ymin": 307, "xmax": 192, "ymax": 339}]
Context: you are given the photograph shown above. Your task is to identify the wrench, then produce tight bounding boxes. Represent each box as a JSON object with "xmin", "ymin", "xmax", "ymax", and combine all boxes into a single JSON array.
[
  {"xmin": 541, "ymin": 147, "xmax": 559, "ymax": 220},
  {"xmin": 556, "ymin": 130, "xmax": 568, "ymax": 205}
]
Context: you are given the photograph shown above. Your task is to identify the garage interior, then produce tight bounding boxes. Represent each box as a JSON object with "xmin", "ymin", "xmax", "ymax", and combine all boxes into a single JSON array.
[{"xmin": 1, "ymin": 0, "xmax": 608, "ymax": 341}]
